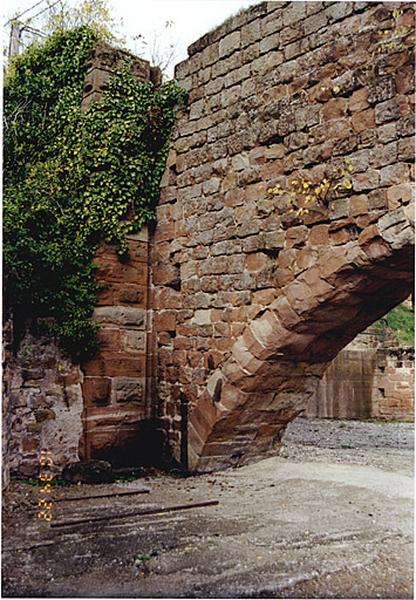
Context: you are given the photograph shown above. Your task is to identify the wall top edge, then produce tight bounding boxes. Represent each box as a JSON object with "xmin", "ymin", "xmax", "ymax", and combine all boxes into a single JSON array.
[{"xmin": 185, "ymin": 1, "xmax": 280, "ymax": 60}]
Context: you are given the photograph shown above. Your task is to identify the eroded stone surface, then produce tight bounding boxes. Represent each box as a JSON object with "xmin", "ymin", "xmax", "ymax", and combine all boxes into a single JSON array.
[
  {"xmin": 6, "ymin": 333, "xmax": 84, "ymax": 477},
  {"xmin": 154, "ymin": 1, "xmax": 415, "ymax": 470}
]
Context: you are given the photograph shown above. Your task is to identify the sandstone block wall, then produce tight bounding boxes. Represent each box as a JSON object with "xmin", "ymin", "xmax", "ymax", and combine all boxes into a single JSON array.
[
  {"xmin": 79, "ymin": 47, "xmax": 163, "ymax": 466},
  {"xmin": 154, "ymin": 1, "xmax": 415, "ymax": 470},
  {"xmin": 307, "ymin": 333, "xmax": 414, "ymax": 420},
  {"xmin": 81, "ymin": 230, "xmax": 153, "ymax": 466}
]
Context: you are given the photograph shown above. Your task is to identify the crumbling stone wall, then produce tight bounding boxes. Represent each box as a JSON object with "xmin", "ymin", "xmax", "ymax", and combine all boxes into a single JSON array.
[
  {"xmin": 6, "ymin": 333, "xmax": 84, "ymax": 477},
  {"xmin": 154, "ymin": 1, "xmax": 415, "ymax": 470},
  {"xmin": 307, "ymin": 333, "xmax": 414, "ymax": 420},
  {"xmin": 3, "ymin": 317, "xmax": 14, "ymax": 487}
]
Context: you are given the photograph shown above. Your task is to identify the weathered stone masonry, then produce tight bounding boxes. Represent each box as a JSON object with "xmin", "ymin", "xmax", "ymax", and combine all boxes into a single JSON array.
[
  {"xmin": 3, "ymin": 2, "xmax": 415, "ymax": 480},
  {"xmin": 75, "ymin": 46, "xmax": 162, "ymax": 467},
  {"xmin": 153, "ymin": 1, "xmax": 415, "ymax": 471},
  {"xmin": 3, "ymin": 46, "xmax": 162, "ymax": 477},
  {"xmin": 307, "ymin": 331, "xmax": 414, "ymax": 420}
]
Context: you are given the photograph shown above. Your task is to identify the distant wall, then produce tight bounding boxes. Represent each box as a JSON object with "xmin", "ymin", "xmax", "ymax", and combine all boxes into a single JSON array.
[{"xmin": 307, "ymin": 334, "xmax": 414, "ymax": 420}]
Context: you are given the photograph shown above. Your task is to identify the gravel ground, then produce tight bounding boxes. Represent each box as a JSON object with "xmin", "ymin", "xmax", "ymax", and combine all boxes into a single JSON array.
[
  {"xmin": 281, "ymin": 418, "xmax": 414, "ymax": 476},
  {"xmin": 2, "ymin": 418, "xmax": 414, "ymax": 599}
]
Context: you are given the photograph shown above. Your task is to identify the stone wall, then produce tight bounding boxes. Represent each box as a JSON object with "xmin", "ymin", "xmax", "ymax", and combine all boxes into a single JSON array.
[
  {"xmin": 2, "ymin": 316, "xmax": 14, "ymax": 487},
  {"xmin": 3, "ymin": 46, "xmax": 162, "ymax": 478},
  {"xmin": 307, "ymin": 334, "xmax": 414, "ymax": 420},
  {"xmin": 154, "ymin": 1, "xmax": 415, "ymax": 470},
  {"xmin": 3, "ymin": 4, "xmax": 415, "ymax": 478},
  {"xmin": 81, "ymin": 230, "xmax": 156, "ymax": 466},
  {"xmin": 79, "ymin": 47, "xmax": 164, "ymax": 466},
  {"xmin": 6, "ymin": 333, "xmax": 84, "ymax": 478}
]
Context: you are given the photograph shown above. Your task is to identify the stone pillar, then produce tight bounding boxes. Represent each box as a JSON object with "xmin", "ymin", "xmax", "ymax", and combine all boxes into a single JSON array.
[
  {"xmin": 81, "ymin": 231, "xmax": 152, "ymax": 465},
  {"xmin": 79, "ymin": 45, "xmax": 162, "ymax": 466}
]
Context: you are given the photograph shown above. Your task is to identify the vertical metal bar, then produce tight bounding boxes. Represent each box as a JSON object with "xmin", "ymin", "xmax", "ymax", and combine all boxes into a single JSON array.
[{"xmin": 180, "ymin": 392, "xmax": 188, "ymax": 470}]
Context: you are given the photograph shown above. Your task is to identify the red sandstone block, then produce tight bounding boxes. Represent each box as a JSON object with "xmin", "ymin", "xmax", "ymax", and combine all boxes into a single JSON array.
[
  {"xmin": 176, "ymin": 324, "xmax": 198, "ymax": 337},
  {"xmin": 95, "ymin": 262, "xmax": 147, "ymax": 284},
  {"xmin": 83, "ymin": 354, "xmax": 146, "ymax": 377},
  {"xmin": 96, "ymin": 327, "xmax": 122, "ymax": 351},
  {"xmin": 229, "ymin": 323, "xmax": 245, "ymax": 337},
  {"xmin": 351, "ymin": 108, "xmax": 375, "ymax": 133},
  {"xmin": 348, "ymin": 88, "xmax": 369, "ymax": 113},
  {"xmin": 329, "ymin": 227, "xmax": 353, "ymax": 246},
  {"xmin": 308, "ymin": 224, "xmax": 329, "ymax": 246},
  {"xmin": 201, "ymin": 440, "xmax": 249, "ymax": 458},
  {"xmin": 188, "ymin": 421, "xmax": 206, "ymax": 455},
  {"xmin": 210, "ymin": 338, "xmax": 234, "ymax": 352},
  {"xmin": 188, "ymin": 351, "xmax": 204, "ymax": 368},
  {"xmin": 114, "ymin": 284, "xmax": 146, "ymax": 306},
  {"xmin": 154, "ymin": 287, "xmax": 181, "ymax": 310},
  {"xmin": 270, "ymin": 295, "xmax": 301, "ymax": 329},
  {"xmin": 154, "ymin": 311, "xmax": 176, "ymax": 332},
  {"xmin": 189, "ymin": 405, "xmax": 215, "ymax": 444},
  {"xmin": 231, "ymin": 338, "xmax": 263, "ymax": 375},
  {"xmin": 319, "ymin": 248, "xmax": 351, "ymax": 281},
  {"xmin": 285, "ymin": 225, "xmax": 308, "ymax": 249},
  {"xmin": 218, "ymin": 381, "xmax": 248, "ymax": 411},
  {"xmin": 82, "ymin": 376, "xmax": 111, "ymax": 407},
  {"xmin": 245, "ymin": 252, "xmax": 270, "ymax": 272},
  {"xmin": 173, "ymin": 337, "xmax": 194, "ymax": 350},
  {"xmin": 322, "ymin": 98, "xmax": 348, "ymax": 121},
  {"xmin": 349, "ymin": 195, "xmax": 368, "ymax": 217}
]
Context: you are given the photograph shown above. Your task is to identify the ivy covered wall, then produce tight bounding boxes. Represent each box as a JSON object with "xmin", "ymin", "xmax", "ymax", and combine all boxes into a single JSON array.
[
  {"xmin": 4, "ymin": 26, "xmax": 186, "ymax": 362},
  {"xmin": 3, "ymin": 26, "xmax": 187, "ymax": 477}
]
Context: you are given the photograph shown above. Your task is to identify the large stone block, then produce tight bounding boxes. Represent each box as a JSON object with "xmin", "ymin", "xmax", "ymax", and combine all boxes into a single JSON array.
[
  {"xmin": 82, "ymin": 377, "xmax": 111, "ymax": 407},
  {"xmin": 219, "ymin": 31, "xmax": 241, "ymax": 58},
  {"xmin": 92, "ymin": 306, "xmax": 145, "ymax": 328},
  {"xmin": 112, "ymin": 377, "xmax": 145, "ymax": 404}
]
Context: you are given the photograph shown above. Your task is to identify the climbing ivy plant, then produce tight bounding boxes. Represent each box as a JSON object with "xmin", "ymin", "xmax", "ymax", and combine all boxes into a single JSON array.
[{"xmin": 4, "ymin": 26, "xmax": 187, "ymax": 362}]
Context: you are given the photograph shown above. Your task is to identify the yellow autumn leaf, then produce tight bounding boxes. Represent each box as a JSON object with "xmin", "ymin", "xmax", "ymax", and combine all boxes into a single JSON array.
[{"xmin": 343, "ymin": 179, "xmax": 352, "ymax": 189}]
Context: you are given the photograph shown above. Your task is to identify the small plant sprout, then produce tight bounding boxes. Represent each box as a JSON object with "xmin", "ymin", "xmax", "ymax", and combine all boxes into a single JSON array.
[
  {"xmin": 268, "ymin": 160, "xmax": 353, "ymax": 218},
  {"xmin": 374, "ymin": 7, "xmax": 413, "ymax": 55}
]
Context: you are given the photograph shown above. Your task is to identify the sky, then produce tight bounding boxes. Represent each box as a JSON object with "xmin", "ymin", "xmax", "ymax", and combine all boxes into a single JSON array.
[{"xmin": 3, "ymin": 0, "xmax": 263, "ymax": 77}]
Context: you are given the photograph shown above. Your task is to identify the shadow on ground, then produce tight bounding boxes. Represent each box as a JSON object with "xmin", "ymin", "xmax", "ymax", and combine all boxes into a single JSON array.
[{"xmin": 2, "ymin": 419, "xmax": 413, "ymax": 598}]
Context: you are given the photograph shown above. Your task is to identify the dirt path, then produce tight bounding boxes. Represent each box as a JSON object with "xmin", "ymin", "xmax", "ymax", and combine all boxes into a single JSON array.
[{"xmin": 2, "ymin": 419, "xmax": 413, "ymax": 598}]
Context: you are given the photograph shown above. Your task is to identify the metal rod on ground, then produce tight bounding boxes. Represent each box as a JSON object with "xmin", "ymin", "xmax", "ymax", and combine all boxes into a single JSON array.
[
  {"xmin": 5, "ymin": 540, "xmax": 56, "ymax": 552},
  {"xmin": 50, "ymin": 499, "xmax": 219, "ymax": 528},
  {"xmin": 53, "ymin": 488, "xmax": 150, "ymax": 503}
]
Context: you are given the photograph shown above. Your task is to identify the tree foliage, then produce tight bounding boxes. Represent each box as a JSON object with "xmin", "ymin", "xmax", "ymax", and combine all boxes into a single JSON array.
[
  {"xmin": 42, "ymin": 0, "xmax": 124, "ymax": 44},
  {"xmin": 4, "ymin": 25, "xmax": 187, "ymax": 362}
]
